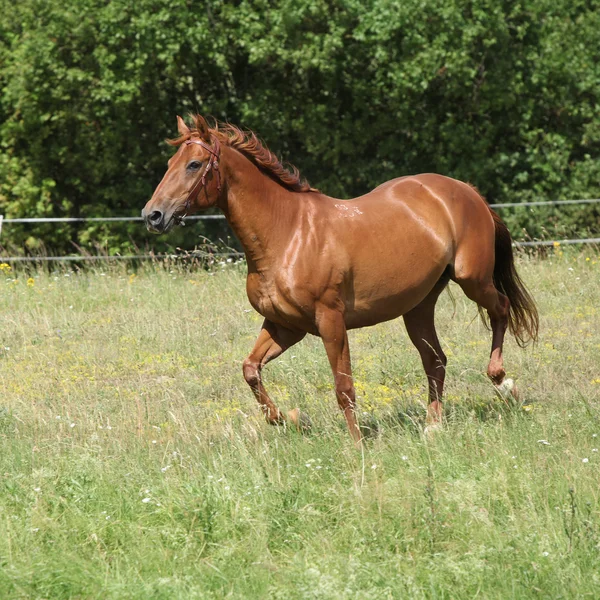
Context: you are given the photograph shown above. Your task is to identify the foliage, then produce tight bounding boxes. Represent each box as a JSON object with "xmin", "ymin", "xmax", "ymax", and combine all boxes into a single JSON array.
[
  {"xmin": 1, "ymin": 255, "xmax": 600, "ymax": 597},
  {"xmin": 0, "ymin": 0, "xmax": 599, "ymax": 254}
]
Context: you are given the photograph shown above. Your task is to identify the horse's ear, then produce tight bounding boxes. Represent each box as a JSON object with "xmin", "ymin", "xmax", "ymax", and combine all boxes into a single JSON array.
[
  {"xmin": 194, "ymin": 114, "xmax": 212, "ymax": 143},
  {"xmin": 176, "ymin": 115, "xmax": 190, "ymax": 137}
]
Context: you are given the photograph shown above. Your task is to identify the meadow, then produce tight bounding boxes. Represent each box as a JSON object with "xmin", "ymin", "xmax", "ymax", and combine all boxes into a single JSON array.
[{"xmin": 1, "ymin": 251, "xmax": 599, "ymax": 599}]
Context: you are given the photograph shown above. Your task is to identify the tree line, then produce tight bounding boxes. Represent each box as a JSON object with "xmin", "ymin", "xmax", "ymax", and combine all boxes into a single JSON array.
[{"xmin": 1, "ymin": 0, "xmax": 599, "ymax": 255}]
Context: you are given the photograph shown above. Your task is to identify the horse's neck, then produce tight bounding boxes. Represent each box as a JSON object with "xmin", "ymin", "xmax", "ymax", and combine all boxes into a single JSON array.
[{"xmin": 218, "ymin": 148, "xmax": 303, "ymax": 271}]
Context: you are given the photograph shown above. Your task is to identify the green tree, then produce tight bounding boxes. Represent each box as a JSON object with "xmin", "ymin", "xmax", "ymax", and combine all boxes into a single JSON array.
[{"xmin": 1, "ymin": 0, "xmax": 599, "ymax": 255}]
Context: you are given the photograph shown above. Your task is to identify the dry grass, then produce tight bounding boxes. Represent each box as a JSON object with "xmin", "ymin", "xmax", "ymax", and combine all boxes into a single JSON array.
[{"xmin": 1, "ymin": 251, "xmax": 599, "ymax": 598}]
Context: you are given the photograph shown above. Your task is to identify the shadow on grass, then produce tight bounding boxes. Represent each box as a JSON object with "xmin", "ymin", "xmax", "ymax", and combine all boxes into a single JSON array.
[
  {"xmin": 358, "ymin": 391, "xmax": 535, "ymax": 440},
  {"xmin": 197, "ymin": 386, "xmax": 538, "ymax": 445}
]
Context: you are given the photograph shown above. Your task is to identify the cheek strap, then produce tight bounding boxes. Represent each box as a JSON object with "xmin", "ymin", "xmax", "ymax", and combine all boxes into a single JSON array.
[{"xmin": 181, "ymin": 137, "xmax": 222, "ymax": 216}]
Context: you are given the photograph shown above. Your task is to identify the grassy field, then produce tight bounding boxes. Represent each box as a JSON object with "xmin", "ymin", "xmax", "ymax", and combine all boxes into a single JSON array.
[{"xmin": 1, "ymin": 252, "xmax": 600, "ymax": 599}]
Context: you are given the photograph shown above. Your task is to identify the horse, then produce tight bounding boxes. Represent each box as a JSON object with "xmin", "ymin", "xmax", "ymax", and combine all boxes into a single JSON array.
[{"xmin": 142, "ymin": 114, "xmax": 538, "ymax": 443}]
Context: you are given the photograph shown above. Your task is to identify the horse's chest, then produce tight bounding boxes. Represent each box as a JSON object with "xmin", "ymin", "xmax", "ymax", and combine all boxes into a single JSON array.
[
  {"xmin": 245, "ymin": 274, "xmax": 281, "ymax": 317},
  {"xmin": 246, "ymin": 274, "xmax": 311, "ymax": 331},
  {"xmin": 248, "ymin": 286, "xmax": 276, "ymax": 318}
]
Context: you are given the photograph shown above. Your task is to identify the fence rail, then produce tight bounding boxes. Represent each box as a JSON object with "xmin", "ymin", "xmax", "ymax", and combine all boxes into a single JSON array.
[
  {"xmin": 1, "ymin": 215, "xmax": 225, "ymax": 224},
  {"xmin": 490, "ymin": 199, "xmax": 600, "ymax": 208},
  {"xmin": 1, "ymin": 252, "xmax": 243, "ymax": 263},
  {"xmin": 1, "ymin": 198, "xmax": 600, "ymax": 262}
]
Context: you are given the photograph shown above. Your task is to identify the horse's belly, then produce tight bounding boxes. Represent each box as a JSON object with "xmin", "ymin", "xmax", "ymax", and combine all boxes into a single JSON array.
[
  {"xmin": 344, "ymin": 293, "xmax": 420, "ymax": 329},
  {"xmin": 344, "ymin": 265, "xmax": 446, "ymax": 329}
]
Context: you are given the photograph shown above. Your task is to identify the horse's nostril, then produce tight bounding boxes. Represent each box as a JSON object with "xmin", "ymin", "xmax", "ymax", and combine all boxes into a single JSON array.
[{"xmin": 149, "ymin": 210, "xmax": 163, "ymax": 225}]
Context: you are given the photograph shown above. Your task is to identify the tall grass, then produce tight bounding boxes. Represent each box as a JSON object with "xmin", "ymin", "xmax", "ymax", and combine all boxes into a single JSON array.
[{"xmin": 1, "ymin": 252, "xmax": 599, "ymax": 599}]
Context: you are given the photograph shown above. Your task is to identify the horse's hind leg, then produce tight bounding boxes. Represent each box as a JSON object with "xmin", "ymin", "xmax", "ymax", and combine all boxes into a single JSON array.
[
  {"xmin": 403, "ymin": 280, "xmax": 448, "ymax": 426},
  {"xmin": 243, "ymin": 319, "xmax": 306, "ymax": 426},
  {"xmin": 454, "ymin": 273, "xmax": 510, "ymax": 385}
]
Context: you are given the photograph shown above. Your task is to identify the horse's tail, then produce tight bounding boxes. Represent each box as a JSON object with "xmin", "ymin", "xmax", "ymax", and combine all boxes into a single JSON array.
[{"xmin": 488, "ymin": 208, "xmax": 539, "ymax": 347}]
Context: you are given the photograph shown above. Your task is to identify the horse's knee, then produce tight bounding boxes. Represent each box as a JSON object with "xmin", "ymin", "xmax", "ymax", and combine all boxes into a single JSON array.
[{"xmin": 243, "ymin": 359, "xmax": 260, "ymax": 387}]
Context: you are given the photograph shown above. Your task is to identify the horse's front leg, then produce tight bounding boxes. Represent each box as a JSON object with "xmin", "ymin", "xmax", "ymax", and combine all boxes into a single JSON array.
[
  {"xmin": 317, "ymin": 308, "xmax": 362, "ymax": 444},
  {"xmin": 243, "ymin": 319, "xmax": 306, "ymax": 426}
]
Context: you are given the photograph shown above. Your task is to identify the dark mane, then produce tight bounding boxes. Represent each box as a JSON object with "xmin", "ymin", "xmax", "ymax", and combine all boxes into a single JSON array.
[{"xmin": 169, "ymin": 115, "xmax": 317, "ymax": 193}]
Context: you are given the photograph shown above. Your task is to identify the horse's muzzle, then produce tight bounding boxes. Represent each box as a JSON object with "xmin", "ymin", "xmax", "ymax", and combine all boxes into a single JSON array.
[{"xmin": 142, "ymin": 207, "xmax": 165, "ymax": 233}]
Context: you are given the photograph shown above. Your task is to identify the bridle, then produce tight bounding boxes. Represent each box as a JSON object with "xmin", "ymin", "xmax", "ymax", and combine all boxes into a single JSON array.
[{"xmin": 177, "ymin": 136, "xmax": 222, "ymax": 224}]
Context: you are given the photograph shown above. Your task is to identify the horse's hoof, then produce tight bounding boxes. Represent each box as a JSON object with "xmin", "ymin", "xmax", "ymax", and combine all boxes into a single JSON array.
[
  {"xmin": 423, "ymin": 422, "xmax": 443, "ymax": 438},
  {"xmin": 495, "ymin": 378, "xmax": 519, "ymax": 402},
  {"xmin": 287, "ymin": 408, "xmax": 312, "ymax": 432}
]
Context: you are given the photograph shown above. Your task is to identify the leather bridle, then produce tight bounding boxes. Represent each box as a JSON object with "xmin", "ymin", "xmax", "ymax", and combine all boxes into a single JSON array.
[{"xmin": 177, "ymin": 136, "xmax": 222, "ymax": 223}]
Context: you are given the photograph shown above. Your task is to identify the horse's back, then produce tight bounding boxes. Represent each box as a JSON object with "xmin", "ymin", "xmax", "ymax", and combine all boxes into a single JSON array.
[
  {"xmin": 381, "ymin": 173, "xmax": 493, "ymax": 228},
  {"xmin": 333, "ymin": 172, "xmax": 492, "ymax": 262},
  {"xmin": 379, "ymin": 173, "xmax": 497, "ymax": 268}
]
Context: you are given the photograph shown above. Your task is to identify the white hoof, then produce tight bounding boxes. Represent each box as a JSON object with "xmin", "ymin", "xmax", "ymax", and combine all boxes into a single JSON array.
[
  {"xmin": 424, "ymin": 422, "xmax": 443, "ymax": 438},
  {"xmin": 496, "ymin": 378, "xmax": 516, "ymax": 400}
]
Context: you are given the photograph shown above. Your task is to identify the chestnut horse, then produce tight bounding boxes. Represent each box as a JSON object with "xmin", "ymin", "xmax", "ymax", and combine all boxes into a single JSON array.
[{"xmin": 142, "ymin": 115, "xmax": 538, "ymax": 442}]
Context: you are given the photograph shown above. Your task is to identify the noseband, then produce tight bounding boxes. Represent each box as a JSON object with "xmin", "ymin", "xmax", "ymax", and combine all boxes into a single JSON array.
[{"xmin": 178, "ymin": 137, "xmax": 222, "ymax": 223}]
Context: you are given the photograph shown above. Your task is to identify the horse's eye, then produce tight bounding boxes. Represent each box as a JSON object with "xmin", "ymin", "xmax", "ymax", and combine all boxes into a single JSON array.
[{"xmin": 187, "ymin": 160, "xmax": 203, "ymax": 171}]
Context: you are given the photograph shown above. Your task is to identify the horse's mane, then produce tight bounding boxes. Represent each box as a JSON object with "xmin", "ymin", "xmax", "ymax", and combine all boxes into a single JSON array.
[{"xmin": 169, "ymin": 115, "xmax": 317, "ymax": 193}]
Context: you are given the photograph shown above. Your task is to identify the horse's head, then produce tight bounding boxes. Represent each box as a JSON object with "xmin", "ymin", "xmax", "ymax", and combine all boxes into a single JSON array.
[{"xmin": 142, "ymin": 115, "xmax": 222, "ymax": 233}]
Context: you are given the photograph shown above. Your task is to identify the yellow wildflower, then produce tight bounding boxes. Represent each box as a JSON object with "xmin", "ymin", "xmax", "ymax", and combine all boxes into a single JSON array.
[
  {"xmin": 553, "ymin": 241, "xmax": 561, "ymax": 248},
  {"xmin": 0, "ymin": 262, "xmax": 11, "ymax": 272},
  {"xmin": 27, "ymin": 277, "xmax": 34, "ymax": 287}
]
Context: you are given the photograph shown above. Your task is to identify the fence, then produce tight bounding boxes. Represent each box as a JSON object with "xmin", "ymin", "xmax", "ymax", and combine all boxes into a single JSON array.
[
  {"xmin": 1, "ymin": 199, "xmax": 600, "ymax": 262},
  {"xmin": 0, "ymin": 214, "xmax": 234, "ymax": 263}
]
